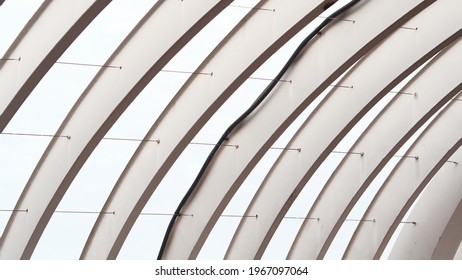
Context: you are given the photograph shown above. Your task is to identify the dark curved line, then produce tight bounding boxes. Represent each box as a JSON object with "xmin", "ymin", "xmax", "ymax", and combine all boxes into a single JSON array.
[{"xmin": 157, "ymin": 0, "xmax": 361, "ymax": 260}]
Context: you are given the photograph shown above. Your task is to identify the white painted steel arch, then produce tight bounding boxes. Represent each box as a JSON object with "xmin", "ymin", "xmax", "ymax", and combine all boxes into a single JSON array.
[
  {"xmin": 344, "ymin": 94, "xmax": 462, "ymax": 259},
  {"xmin": 81, "ymin": 0, "xmax": 328, "ymax": 260},
  {"xmin": 161, "ymin": 0, "xmax": 431, "ymax": 259},
  {"xmin": 389, "ymin": 146, "xmax": 462, "ymax": 259},
  {"xmin": 1, "ymin": 0, "xmax": 462, "ymax": 260},
  {"xmin": 432, "ymin": 198, "xmax": 462, "ymax": 259}
]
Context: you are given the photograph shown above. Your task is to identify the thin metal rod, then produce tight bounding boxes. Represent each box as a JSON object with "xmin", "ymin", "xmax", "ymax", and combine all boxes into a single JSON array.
[
  {"xmin": 0, "ymin": 132, "xmax": 70, "ymax": 139},
  {"xmin": 329, "ymin": 84, "xmax": 354, "ymax": 89},
  {"xmin": 103, "ymin": 137, "xmax": 160, "ymax": 143},
  {"xmin": 283, "ymin": 217, "xmax": 375, "ymax": 222},
  {"xmin": 54, "ymin": 210, "xmax": 115, "ymax": 215},
  {"xmin": 55, "ymin": 61, "xmax": 122, "ymax": 69},
  {"xmin": 346, "ymin": 218, "xmax": 375, "ymax": 222},
  {"xmin": 160, "ymin": 69, "xmax": 213, "ymax": 76},
  {"xmin": 393, "ymin": 154, "xmax": 419, "ymax": 160},
  {"xmin": 221, "ymin": 214, "xmax": 258, "ymax": 218},
  {"xmin": 55, "ymin": 60, "xmax": 218, "ymax": 76},
  {"xmin": 190, "ymin": 141, "xmax": 302, "ymax": 152},
  {"xmin": 248, "ymin": 76, "xmax": 292, "ymax": 83},
  {"xmin": 0, "ymin": 57, "xmax": 21, "ymax": 61},
  {"xmin": 228, "ymin": 4, "xmax": 275, "ymax": 12},
  {"xmin": 139, "ymin": 213, "xmax": 256, "ymax": 218},
  {"xmin": 270, "ymin": 146, "xmax": 301, "ymax": 152},
  {"xmin": 318, "ymin": 15, "xmax": 355, "ymax": 23},
  {"xmin": 331, "ymin": 150, "xmax": 364, "ymax": 156},
  {"xmin": 400, "ymin": 221, "xmax": 417, "ymax": 225},
  {"xmin": 0, "ymin": 132, "xmax": 165, "ymax": 143},
  {"xmin": 400, "ymin": 26, "xmax": 418, "ymax": 31},
  {"xmin": 190, "ymin": 142, "xmax": 238, "ymax": 148},
  {"xmin": 0, "ymin": 209, "xmax": 28, "ymax": 213},
  {"xmin": 140, "ymin": 212, "xmax": 193, "ymax": 217},
  {"xmin": 391, "ymin": 90, "xmax": 416, "ymax": 96},
  {"xmin": 284, "ymin": 216, "xmax": 319, "ymax": 221}
]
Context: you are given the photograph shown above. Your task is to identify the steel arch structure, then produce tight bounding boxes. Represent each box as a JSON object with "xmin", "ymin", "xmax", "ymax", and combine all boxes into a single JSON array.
[{"xmin": 0, "ymin": 0, "xmax": 461, "ymax": 260}]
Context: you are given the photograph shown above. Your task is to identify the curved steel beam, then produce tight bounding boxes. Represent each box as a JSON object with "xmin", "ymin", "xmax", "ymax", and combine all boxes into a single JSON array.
[
  {"xmin": 388, "ymin": 147, "xmax": 462, "ymax": 259},
  {"xmin": 228, "ymin": 0, "xmax": 451, "ymax": 260},
  {"xmin": 288, "ymin": 20, "xmax": 462, "ymax": 260},
  {"xmin": 82, "ymin": 0, "xmax": 330, "ymax": 260},
  {"xmin": 0, "ymin": 0, "xmax": 229, "ymax": 260},
  {"xmin": 432, "ymin": 198, "xmax": 462, "ymax": 259},
  {"xmin": 343, "ymin": 95, "xmax": 462, "ymax": 259},
  {"xmin": 161, "ymin": 0, "xmax": 431, "ymax": 260},
  {"xmin": 0, "ymin": 0, "xmax": 111, "ymax": 132}
]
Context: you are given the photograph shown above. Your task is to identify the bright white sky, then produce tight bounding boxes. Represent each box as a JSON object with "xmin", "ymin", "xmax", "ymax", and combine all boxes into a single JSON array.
[{"xmin": 0, "ymin": 0, "xmax": 431, "ymax": 260}]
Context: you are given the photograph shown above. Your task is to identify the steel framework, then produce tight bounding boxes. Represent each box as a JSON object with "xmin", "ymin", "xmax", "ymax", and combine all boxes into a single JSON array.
[{"xmin": 0, "ymin": 0, "xmax": 461, "ymax": 260}]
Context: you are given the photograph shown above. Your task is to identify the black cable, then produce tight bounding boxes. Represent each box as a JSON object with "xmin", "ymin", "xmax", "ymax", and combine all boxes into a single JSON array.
[{"xmin": 157, "ymin": 0, "xmax": 360, "ymax": 260}]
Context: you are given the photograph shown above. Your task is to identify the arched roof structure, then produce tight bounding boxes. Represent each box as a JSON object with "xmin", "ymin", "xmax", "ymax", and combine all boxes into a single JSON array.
[{"xmin": 0, "ymin": 0, "xmax": 461, "ymax": 260}]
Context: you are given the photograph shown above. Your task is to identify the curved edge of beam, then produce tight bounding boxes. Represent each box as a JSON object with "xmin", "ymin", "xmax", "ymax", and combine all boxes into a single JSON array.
[
  {"xmin": 388, "ymin": 148, "xmax": 462, "ymax": 259},
  {"xmin": 432, "ymin": 198, "xmax": 462, "ymax": 259},
  {"xmin": 0, "ymin": 0, "xmax": 111, "ymax": 132}
]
